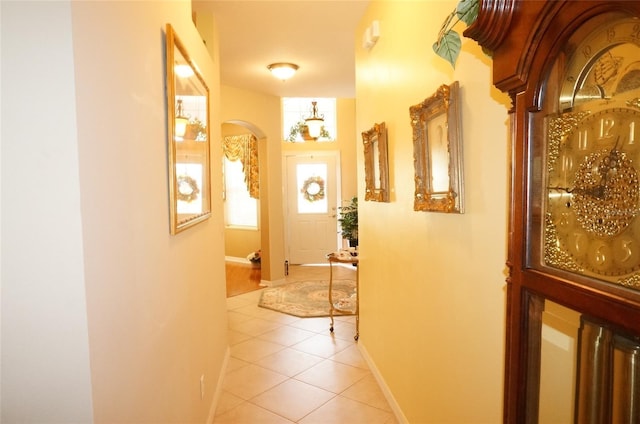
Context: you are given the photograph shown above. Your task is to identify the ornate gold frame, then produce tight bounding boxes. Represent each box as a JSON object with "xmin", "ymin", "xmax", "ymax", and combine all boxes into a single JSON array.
[
  {"xmin": 362, "ymin": 122, "xmax": 389, "ymax": 202},
  {"xmin": 165, "ymin": 24, "xmax": 211, "ymax": 234},
  {"xmin": 410, "ymin": 81, "xmax": 464, "ymax": 213}
]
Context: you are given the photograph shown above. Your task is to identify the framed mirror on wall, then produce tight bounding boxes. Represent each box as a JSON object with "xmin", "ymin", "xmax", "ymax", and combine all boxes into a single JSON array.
[
  {"xmin": 410, "ymin": 81, "xmax": 464, "ymax": 213},
  {"xmin": 362, "ymin": 121, "xmax": 389, "ymax": 202},
  {"xmin": 165, "ymin": 24, "xmax": 211, "ymax": 234}
]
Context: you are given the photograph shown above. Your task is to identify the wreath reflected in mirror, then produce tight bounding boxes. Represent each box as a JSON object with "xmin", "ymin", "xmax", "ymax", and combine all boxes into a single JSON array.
[
  {"xmin": 177, "ymin": 175, "xmax": 200, "ymax": 203},
  {"xmin": 301, "ymin": 176, "xmax": 325, "ymax": 202}
]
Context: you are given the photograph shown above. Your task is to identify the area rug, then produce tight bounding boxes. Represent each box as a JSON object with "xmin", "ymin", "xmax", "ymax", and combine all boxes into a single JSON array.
[{"xmin": 258, "ymin": 279, "xmax": 356, "ymax": 318}]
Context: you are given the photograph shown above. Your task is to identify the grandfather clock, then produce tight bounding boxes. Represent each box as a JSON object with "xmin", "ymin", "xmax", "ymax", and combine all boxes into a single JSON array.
[{"xmin": 466, "ymin": 1, "xmax": 640, "ymax": 422}]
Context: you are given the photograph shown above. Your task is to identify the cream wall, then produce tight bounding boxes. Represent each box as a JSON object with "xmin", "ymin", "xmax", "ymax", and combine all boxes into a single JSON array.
[
  {"xmin": 355, "ymin": 2, "xmax": 511, "ymax": 422},
  {"xmin": 2, "ymin": 1, "xmax": 228, "ymax": 422}
]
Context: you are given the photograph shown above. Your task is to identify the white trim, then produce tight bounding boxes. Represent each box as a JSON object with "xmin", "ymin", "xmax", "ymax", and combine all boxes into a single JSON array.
[
  {"xmin": 225, "ymin": 255, "xmax": 252, "ymax": 265},
  {"xmin": 224, "ymin": 225, "xmax": 259, "ymax": 231},
  {"xmin": 358, "ymin": 342, "xmax": 408, "ymax": 424},
  {"xmin": 265, "ymin": 277, "xmax": 287, "ymax": 287},
  {"xmin": 207, "ymin": 346, "xmax": 231, "ymax": 423}
]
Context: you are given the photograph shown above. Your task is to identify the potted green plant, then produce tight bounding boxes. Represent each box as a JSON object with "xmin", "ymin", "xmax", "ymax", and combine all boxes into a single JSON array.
[
  {"xmin": 184, "ymin": 117, "xmax": 207, "ymax": 141},
  {"xmin": 338, "ymin": 196, "xmax": 358, "ymax": 247}
]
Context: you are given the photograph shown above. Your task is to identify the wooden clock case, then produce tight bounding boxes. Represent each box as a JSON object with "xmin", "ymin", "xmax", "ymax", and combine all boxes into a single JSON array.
[{"xmin": 466, "ymin": 1, "xmax": 640, "ymax": 422}]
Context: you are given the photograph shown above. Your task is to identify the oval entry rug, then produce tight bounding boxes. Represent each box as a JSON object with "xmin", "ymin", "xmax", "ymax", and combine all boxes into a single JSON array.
[{"xmin": 258, "ymin": 279, "xmax": 356, "ymax": 318}]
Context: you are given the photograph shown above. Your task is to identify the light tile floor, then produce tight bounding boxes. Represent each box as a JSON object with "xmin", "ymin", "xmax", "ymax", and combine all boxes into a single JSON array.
[{"xmin": 214, "ymin": 265, "xmax": 398, "ymax": 424}]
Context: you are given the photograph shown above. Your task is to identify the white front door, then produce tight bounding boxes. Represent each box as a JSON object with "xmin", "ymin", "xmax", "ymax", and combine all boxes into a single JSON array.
[{"xmin": 285, "ymin": 152, "xmax": 340, "ymax": 264}]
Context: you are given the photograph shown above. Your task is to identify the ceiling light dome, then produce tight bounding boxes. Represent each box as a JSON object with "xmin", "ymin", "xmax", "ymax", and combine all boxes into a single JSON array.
[
  {"xmin": 174, "ymin": 63, "xmax": 194, "ymax": 78},
  {"xmin": 267, "ymin": 63, "xmax": 299, "ymax": 81}
]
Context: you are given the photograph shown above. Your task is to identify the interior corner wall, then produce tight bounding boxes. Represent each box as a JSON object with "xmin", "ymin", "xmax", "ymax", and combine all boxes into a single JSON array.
[
  {"xmin": 3, "ymin": 1, "xmax": 228, "ymax": 422},
  {"xmin": 355, "ymin": 1, "xmax": 511, "ymax": 422}
]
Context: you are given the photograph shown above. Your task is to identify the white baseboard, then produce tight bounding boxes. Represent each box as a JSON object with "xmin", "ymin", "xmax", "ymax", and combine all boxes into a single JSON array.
[
  {"xmin": 207, "ymin": 346, "xmax": 231, "ymax": 423},
  {"xmin": 225, "ymin": 256, "xmax": 251, "ymax": 265},
  {"xmin": 266, "ymin": 277, "xmax": 287, "ymax": 287},
  {"xmin": 357, "ymin": 342, "xmax": 408, "ymax": 424}
]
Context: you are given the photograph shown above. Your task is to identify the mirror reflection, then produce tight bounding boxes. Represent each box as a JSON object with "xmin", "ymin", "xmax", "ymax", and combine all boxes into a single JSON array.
[
  {"xmin": 362, "ymin": 122, "xmax": 389, "ymax": 202},
  {"xmin": 410, "ymin": 82, "xmax": 464, "ymax": 213},
  {"xmin": 538, "ymin": 299, "xmax": 640, "ymax": 423},
  {"xmin": 166, "ymin": 24, "xmax": 211, "ymax": 234}
]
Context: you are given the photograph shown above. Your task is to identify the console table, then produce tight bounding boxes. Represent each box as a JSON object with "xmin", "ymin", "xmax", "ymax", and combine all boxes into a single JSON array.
[{"xmin": 327, "ymin": 251, "xmax": 359, "ymax": 341}]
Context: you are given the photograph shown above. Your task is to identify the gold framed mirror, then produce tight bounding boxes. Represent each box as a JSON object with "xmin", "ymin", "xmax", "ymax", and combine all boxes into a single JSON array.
[
  {"xmin": 362, "ymin": 122, "xmax": 389, "ymax": 202},
  {"xmin": 165, "ymin": 24, "xmax": 211, "ymax": 234},
  {"xmin": 410, "ymin": 81, "xmax": 464, "ymax": 213}
]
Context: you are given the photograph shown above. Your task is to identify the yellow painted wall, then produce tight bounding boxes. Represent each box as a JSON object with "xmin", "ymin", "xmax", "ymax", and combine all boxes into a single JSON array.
[
  {"xmin": 224, "ymin": 225, "xmax": 261, "ymax": 261},
  {"xmin": 355, "ymin": 1, "xmax": 511, "ymax": 422},
  {"xmin": 220, "ymin": 85, "xmax": 286, "ymax": 282},
  {"xmin": 3, "ymin": 1, "xmax": 229, "ymax": 422},
  {"xmin": 223, "ymin": 230, "xmax": 262, "ymax": 261}
]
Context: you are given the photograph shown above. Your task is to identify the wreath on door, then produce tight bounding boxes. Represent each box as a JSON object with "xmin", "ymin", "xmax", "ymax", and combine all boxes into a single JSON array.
[
  {"xmin": 300, "ymin": 176, "xmax": 325, "ymax": 202},
  {"xmin": 177, "ymin": 175, "xmax": 200, "ymax": 203}
]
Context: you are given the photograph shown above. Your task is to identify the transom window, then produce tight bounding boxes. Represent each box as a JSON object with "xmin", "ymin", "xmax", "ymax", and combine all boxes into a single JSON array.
[{"xmin": 282, "ymin": 98, "xmax": 336, "ymax": 142}]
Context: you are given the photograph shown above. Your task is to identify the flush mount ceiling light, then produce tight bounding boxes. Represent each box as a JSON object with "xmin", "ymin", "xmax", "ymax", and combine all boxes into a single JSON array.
[
  {"xmin": 267, "ymin": 62, "xmax": 299, "ymax": 81},
  {"xmin": 174, "ymin": 63, "xmax": 194, "ymax": 79}
]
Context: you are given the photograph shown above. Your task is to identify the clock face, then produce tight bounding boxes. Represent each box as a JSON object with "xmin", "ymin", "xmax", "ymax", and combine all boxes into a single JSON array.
[
  {"xmin": 546, "ymin": 105, "xmax": 640, "ymax": 278},
  {"xmin": 543, "ymin": 17, "xmax": 640, "ymax": 289}
]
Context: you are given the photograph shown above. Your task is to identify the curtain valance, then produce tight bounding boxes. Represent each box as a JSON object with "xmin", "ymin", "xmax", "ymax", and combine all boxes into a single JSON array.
[{"xmin": 222, "ymin": 134, "xmax": 259, "ymax": 199}]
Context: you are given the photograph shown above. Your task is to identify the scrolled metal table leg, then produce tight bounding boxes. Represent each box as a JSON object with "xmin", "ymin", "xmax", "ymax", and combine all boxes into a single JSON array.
[{"xmin": 329, "ymin": 257, "xmax": 334, "ymax": 333}]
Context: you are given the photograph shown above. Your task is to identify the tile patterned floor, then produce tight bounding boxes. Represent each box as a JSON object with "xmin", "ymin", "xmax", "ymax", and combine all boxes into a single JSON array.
[{"xmin": 214, "ymin": 265, "xmax": 398, "ymax": 424}]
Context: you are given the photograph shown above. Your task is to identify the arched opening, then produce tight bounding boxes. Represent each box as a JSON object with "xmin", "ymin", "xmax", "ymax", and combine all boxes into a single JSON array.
[{"xmin": 222, "ymin": 120, "xmax": 285, "ymax": 296}]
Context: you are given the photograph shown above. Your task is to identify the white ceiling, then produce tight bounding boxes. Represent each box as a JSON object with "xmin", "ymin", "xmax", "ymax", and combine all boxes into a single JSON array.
[{"xmin": 193, "ymin": 1, "xmax": 370, "ymax": 98}]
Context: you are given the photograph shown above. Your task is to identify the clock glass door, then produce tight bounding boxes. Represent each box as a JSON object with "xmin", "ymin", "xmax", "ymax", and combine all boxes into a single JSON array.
[
  {"xmin": 541, "ymin": 29, "xmax": 640, "ymax": 290},
  {"xmin": 527, "ymin": 14, "xmax": 640, "ymax": 423}
]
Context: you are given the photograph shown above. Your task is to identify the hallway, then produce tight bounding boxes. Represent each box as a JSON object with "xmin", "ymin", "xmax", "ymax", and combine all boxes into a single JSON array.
[{"xmin": 214, "ymin": 265, "xmax": 398, "ymax": 423}]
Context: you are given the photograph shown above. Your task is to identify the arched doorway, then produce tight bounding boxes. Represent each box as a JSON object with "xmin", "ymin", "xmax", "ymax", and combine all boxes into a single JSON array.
[{"xmin": 221, "ymin": 120, "xmax": 286, "ymax": 294}]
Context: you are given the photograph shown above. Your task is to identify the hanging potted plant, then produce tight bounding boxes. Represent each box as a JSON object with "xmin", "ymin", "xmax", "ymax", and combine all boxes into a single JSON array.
[
  {"xmin": 338, "ymin": 196, "xmax": 358, "ymax": 247},
  {"xmin": 184, "ymin": 117, "xmax": 207, "ymax": 141},
  {"xmin": 287, "ymin": 121, "xmax": 332, "ymax": 142}
]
